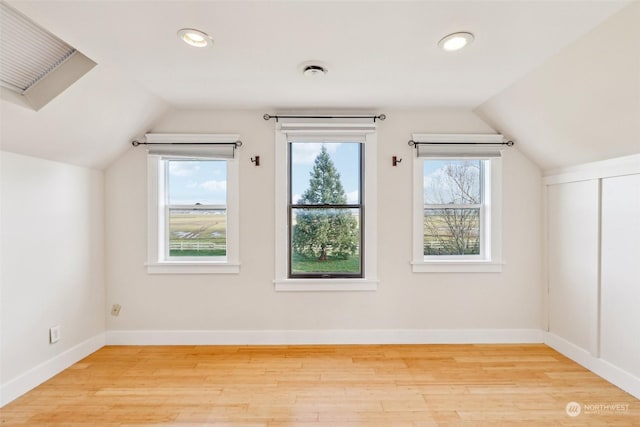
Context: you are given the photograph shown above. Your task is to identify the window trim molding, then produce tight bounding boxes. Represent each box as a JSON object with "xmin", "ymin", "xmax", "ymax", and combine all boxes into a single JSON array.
[
  {"xmin": 274, "ymin": 121, "xmax": 378, "ymax": 291},
  {"xmin": 146, "ymin": 134, "xmax": 240, "ymax": 274},
  {"xmin": 412, "ymin": 134, "xmax": 503, "ymax": 273}
]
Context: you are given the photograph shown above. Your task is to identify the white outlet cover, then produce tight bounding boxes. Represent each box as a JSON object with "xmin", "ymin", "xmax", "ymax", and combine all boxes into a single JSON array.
[{"xmin": 49, "ymin": 325, "xmax": 61, "ymax": 343}]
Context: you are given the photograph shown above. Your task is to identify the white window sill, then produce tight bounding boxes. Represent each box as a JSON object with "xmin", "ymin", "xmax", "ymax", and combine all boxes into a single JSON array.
[
  {"xmin": 274, "ymin": 279, "xmax": 378, "ymax": 292},
  {"xmin": 146, "ymin": 262, "xmax": 240, "ymax": 274},
  {"xmin": 412, "ymin": 260, "xmax": 503, "ymax": 273}
]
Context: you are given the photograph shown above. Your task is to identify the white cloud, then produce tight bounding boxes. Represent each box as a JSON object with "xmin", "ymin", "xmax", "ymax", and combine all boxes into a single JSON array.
[
  {"xmin": 423, "ymin": 166, "xmax": 448, "ymax": 204},
  {"xmin": 199, "ymin": 180, "xmax": 227, "ymax": 191},
  {"xmin": 169, "ymin": 162, "xmax": 200, "ymax": 177},
  {"xmin": 291, "ymin": 143, "xmax": 340, "ymax": 165},
  {"xmin": 346, "ymin": 190, "xmax": 359, "ymax": 204}
]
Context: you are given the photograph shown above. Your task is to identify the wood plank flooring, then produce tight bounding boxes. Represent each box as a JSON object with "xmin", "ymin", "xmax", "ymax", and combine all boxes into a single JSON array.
[{"xmin": 1, "ymin": 344, "xmax": 638, "ymax": 426}]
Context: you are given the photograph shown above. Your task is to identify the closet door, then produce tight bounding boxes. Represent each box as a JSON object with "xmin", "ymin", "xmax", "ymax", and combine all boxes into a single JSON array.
[
  {"xmin": 601, "ymin": 174, "xmax": 640, "ymax": 378},
  {"xmin": 547, "ymin": 180, "xmax": 599, "ymax": 354}
]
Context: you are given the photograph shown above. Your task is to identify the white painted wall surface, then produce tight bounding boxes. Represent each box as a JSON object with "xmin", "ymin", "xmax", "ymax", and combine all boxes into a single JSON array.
[
  {"xmin": 105, "ymin": 109, "xmax": 543, "ymax": 335},
  {"xmin": 0, "ymin": 152, "xmax": 105, "ymax": 385},
  {"xmin": 547, "ymin": 181, "xmax": 599, "ymax": 354},
  {"xmin": 601, "ymin": 174, "xmax": 640, "ymax": 378}
]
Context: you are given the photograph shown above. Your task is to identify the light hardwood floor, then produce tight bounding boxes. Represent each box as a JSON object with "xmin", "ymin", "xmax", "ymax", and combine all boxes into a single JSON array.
[{"xmin": 1, "ymin": 344, "xmax": 638, "ymax": 426}]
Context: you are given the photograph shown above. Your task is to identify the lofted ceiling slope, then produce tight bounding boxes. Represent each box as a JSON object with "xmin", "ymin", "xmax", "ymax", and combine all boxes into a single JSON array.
[
  {"xmin": 476, "ymin": 1, "xmax": 640, "ymax": 171},
  {"xmin": 0, "ymin": 0, "xmax": 634, "ymax": 170}
]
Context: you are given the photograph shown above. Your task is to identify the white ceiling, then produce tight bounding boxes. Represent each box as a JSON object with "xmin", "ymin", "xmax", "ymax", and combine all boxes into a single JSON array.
[
  {"xmin": 1, "ymin": 0, "xmax": 634, "ymax": 170},
  {"xmin": 8, "ymin": 0, "xmax": 630, "ymax": 109}
]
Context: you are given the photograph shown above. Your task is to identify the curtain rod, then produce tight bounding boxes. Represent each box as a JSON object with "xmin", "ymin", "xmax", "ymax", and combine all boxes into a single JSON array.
[
  {"xmin": 408, "ymin": 140, "xmax": 514, "ymax": 147},
  {"xmin": 131, "ymin": 140, "xmax": 242, "ymax": 147},
  {"xmin": 263, "ymin": 113, "xmax": 386, "ymax": 122}
]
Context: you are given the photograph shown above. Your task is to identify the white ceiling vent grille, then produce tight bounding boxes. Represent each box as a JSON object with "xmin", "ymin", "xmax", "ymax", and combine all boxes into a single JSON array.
[{"xmin": 0, "ymin": 2, "xmax": 77, "ymax": 94}]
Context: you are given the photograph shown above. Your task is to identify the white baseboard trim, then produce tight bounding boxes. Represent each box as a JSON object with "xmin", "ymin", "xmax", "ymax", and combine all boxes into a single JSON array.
[
  {"xmin": 544, "ymin": 332, "xmax": 640, "ymax": 399},
  {"xmin": 106, "ymin": 328, "xmax": 543, "ymax": 346},
  {"xmin": 0, "ymin": 333, "xmax": 105, "ymax": 407}
]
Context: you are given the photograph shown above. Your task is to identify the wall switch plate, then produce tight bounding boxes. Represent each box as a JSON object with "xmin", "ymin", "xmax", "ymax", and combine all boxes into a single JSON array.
[
  {"xmin": 111, "ymin": 304, "xmax": 121, "ymax": 316},
  {"xmin": 49, "ymin": 325, "xmax": 61, "ymax": 343}
]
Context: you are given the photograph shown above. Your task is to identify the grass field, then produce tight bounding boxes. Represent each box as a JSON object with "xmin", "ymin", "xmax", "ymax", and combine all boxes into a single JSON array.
[
  {"xmin": 291, "ymin": 252, "xmax": 360, "ymax": 274},
  {"xmin": 169, "ymin": 210, "xmax": 227, "ymax": 257}
]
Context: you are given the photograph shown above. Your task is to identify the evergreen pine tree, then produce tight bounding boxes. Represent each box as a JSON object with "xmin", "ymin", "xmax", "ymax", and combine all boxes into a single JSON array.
[{"xmin": 292, "ymin": 146, "xmax": 358, "ymax": 261}]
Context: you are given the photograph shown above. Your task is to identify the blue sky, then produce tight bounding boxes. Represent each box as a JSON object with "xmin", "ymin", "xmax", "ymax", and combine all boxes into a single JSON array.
[
  {"xmin": 423, "ymin": 159, "xmax": 481, "ymax": 204},
  {"xmin": 290, "ymin": 142, "xmax": 360, "ymax": 204},
  {"xmin": 168, "ymin": 160, "xmax": 227, "ymax": 205},
  {"xmin": 166, "ymin": 145, "xmax": 360, "ymax": 206}
]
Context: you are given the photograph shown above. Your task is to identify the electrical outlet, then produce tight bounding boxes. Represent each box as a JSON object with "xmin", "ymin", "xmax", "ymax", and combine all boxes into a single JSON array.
[
  {"xmin": 111, "ymin": 304, "xmax": 121, "ymax": 316},
  {"xmin": 49, "ymin": 325, "xmax": 61, "ymax": 343}
]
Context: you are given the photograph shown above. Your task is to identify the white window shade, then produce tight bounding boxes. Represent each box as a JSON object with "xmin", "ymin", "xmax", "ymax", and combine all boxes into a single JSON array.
[
  {"xmin": 280, "ymin": 118, "xmax": 376, "ymax": 141},
  {"xmin": 412, "ymin": 133, "xmax": 508, "ymax": 158},
  {"xmin": 144, "ymin": 133, "xmax": 240, "ymax": 159}
]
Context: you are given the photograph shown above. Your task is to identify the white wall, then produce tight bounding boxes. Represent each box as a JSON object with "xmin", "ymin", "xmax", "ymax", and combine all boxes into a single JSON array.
[
  {"xmin": 547, "ymin": 181, "xmax": 599, "ymax": 353},
  {"xmin": 105, "ymin": 109, "xmax": 543, "ymax": 340},
  {"xmin": 601, "ymin": 174, "xmax": 640, "ymax": 379},
  {"xmin": 544, "ymin": 154, "xmax": 640, "ymax": 398},
  {"xmin": 0, "ymin": 151, "xmax": 105, "ymax": 404}
]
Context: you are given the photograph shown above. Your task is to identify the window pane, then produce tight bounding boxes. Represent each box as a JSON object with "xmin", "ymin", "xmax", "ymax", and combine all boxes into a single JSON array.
[
  {"xmin": 291, "ymin": 207, "xmax": 360, "ymax": 275},
  {"xmin": 169, "ymin": 209, "xmax": 226, "ymax": 257},
  {"xmin": 424, "ymin": 160, "xmax": 481, "ymax": 205},
  {"xmin": 424, "ymin": 208, "xmax": 480, "ymax": 255},
  {"xmin": 168, "ymin": 160, "xmax": 227, "ymax": 205},
  {"xmin": 290, "ymin": 142, "xmax": 360, "ymax": 205}
]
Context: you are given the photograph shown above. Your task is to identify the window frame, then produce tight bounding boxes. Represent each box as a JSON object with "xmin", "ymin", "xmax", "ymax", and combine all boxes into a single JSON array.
[
  {"xmin": 412, "ymin": 134, "xmax": 503, "ymax": 273},
  {"xmin": 288, "ymin": 141, "xmax": 364, "ymax": 279},
  {"xmin": 164, "ymin": 159, "xmax": 228, "ymax": 262},
  {"xmin": 274, "ymin": 120, "xmax": 378, "ymax": 291},
  {"xmin": 423, "ymin": 159, "xmax": 487, "ymax": 261},
  {"xmin": 146, "ymin": 134, "xmax": 240, "ymax": 274}
]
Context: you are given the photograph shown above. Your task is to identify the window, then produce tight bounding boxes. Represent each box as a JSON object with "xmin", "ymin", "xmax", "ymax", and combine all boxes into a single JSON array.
[
  {"xmin": 412, "ymin": 134, "xmax": 503, "ymax": 273},
  {"xmin": 289, "ymin": 142, "xmax": 362, "ymax": 278},
  {"xmin": 274, "ymin": 119, "xmax": 378, "ymax": 291},
  {"xmin": 146, "ymin": 133, "xmax": 240, "ymax": 274},
  {"xmin": 166, "ymin": 159, "xmax": 227, "ymax": 259}
]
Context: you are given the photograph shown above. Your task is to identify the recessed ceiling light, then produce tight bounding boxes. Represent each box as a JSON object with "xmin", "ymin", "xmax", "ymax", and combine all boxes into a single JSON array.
[
  {"xmin": 177, "ymin": 28, "xmax": 213, "ymax": 48},
  {"xmin": 438, "ymin": 32, "xmax": 474, "ymax": 52}
]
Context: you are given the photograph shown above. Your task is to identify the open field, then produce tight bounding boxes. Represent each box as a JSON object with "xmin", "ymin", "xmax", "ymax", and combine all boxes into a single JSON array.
[
  {"xmin": 169, "ymin": 211, "xmax": 227, "ymax": 257},
  {"xmin": 291, "ymin": 252, "xmax": 360, "ymax": 274}
]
